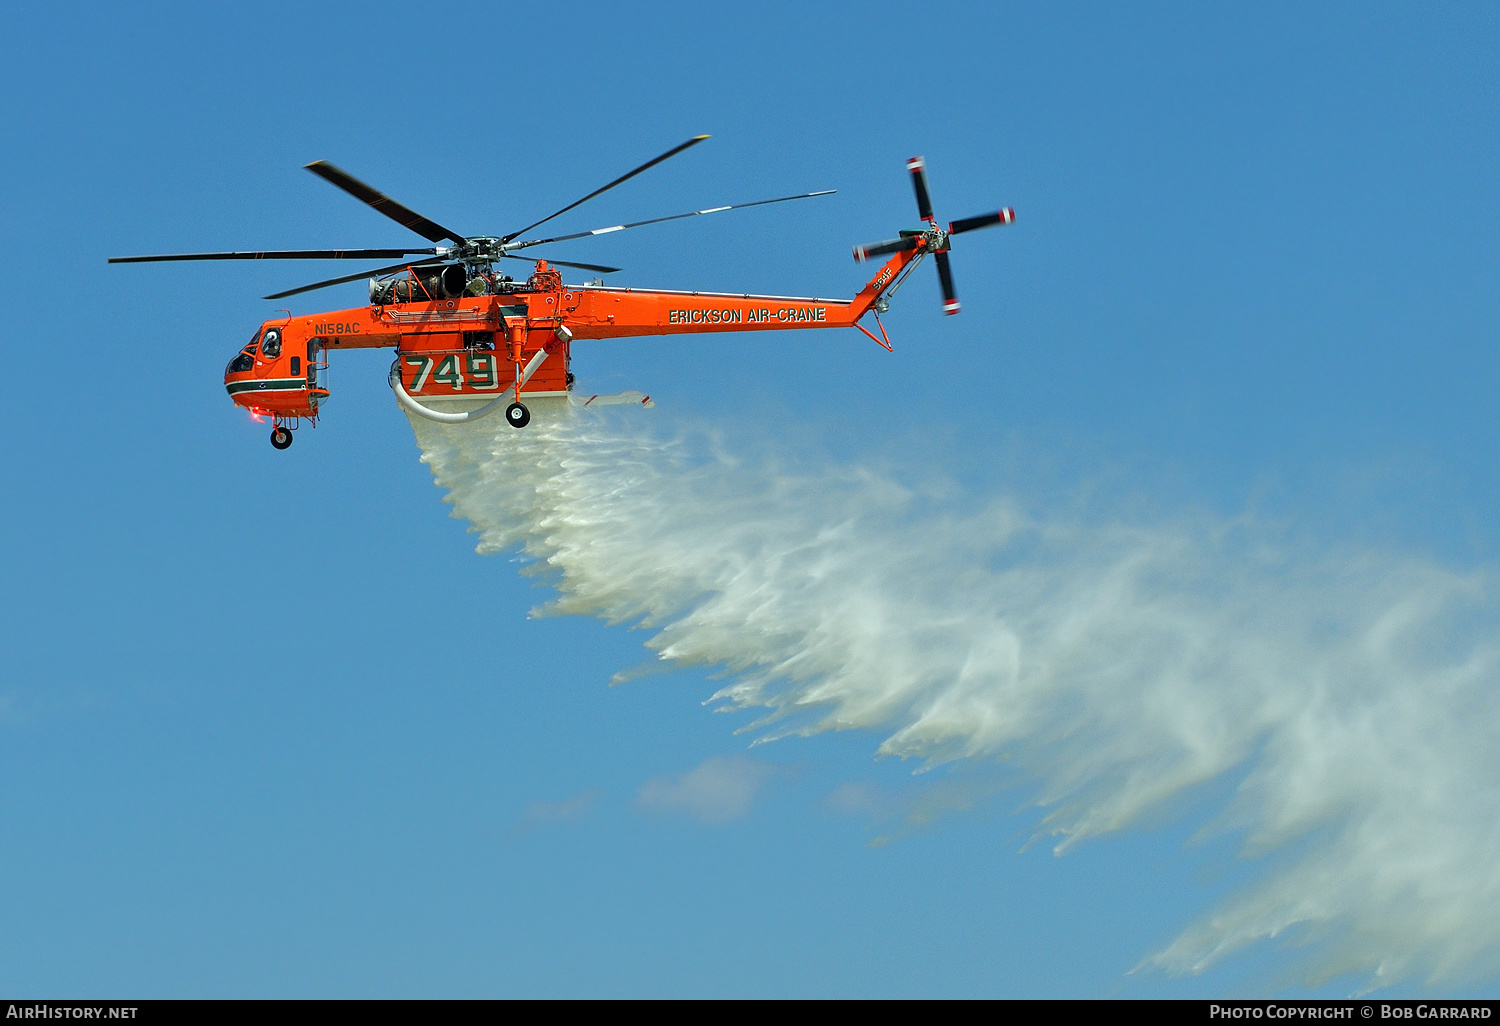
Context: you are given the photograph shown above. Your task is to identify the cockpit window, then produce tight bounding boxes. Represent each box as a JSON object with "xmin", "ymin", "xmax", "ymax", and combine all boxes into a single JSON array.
[
  {"xmin": 261, "ymin": 328, "xmax": 283, "ymax": 359},
  {"xmin": 248, "ymin": 326, "xmax": 262, "ymax": 348},
  {"xmin": 226, "ymin": 353, "xmax": 255, "ymax": 374}
]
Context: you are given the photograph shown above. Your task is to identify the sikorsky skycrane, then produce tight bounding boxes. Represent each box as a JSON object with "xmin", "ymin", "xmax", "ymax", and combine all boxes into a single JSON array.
[{"xmin": 110, "ymin": 138, "xmax": 1014, "ymax": 448}]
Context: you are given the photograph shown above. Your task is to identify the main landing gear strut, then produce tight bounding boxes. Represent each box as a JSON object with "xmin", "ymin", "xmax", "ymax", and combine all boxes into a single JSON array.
[{"xmin": 268, "ymin": 416, "xmax": 299, "ymax": 449}]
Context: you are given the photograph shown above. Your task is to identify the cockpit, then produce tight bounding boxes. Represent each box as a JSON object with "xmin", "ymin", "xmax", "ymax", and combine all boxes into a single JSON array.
[
  {"xmin": 225, "ymin": 327, "xmax": 261, "ymax": 375},
  {"xmin": 224, "ymin": 325, "xmax": 328, "ymax": 450}
]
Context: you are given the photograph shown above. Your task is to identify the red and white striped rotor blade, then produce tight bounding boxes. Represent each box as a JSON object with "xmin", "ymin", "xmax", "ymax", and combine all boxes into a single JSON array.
[
  {"xmin": 852, "ymin": 236, "xmax": 921, "ymax": 262},
  {"xmin": 949, "ymin": 209, "xmax": 1015, "ymax": 234},
  {"xmin": 934, "ymin": 250, "xmax": 960, "ymax": 315},
  {"xmin": 907, "ymin": 157, "xmax": 935, "ymax": 222}
]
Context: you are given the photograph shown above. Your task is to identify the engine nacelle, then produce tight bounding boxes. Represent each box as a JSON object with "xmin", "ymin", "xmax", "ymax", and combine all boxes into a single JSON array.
[{"xmin": 369, "ymin": 264, "xmax": 467, "ymax": 305}]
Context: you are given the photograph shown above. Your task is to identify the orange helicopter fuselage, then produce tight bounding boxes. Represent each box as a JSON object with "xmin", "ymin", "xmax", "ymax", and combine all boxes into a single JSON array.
[{"xmin": 224, "ymin": 249, "xmax": 918, "ymax": 421}]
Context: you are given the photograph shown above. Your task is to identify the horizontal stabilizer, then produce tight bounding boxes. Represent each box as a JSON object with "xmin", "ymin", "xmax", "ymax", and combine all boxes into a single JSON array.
[{"xmin": 571, "ymin": 390, "xmax": 655, "ymax": 408}]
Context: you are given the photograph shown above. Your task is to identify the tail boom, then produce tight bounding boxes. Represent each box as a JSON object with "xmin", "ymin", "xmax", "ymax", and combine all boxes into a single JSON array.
[{"xmin": 564, "ymin": 245, "xmax": 922, "ymax": 340}]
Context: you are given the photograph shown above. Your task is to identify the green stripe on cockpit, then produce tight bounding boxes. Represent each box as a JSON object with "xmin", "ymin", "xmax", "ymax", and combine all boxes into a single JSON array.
[{"xmin": 226, "ymin": 378, "xmax": 307, "ymax": 395}]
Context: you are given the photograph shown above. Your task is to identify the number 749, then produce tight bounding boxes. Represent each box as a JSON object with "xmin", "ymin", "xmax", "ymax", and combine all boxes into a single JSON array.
[{"xmin": 403, "ymin": 353, "xmax": 504, "ymax": 392}]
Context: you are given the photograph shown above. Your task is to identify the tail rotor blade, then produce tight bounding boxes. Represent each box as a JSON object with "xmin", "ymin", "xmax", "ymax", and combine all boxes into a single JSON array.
[
  {"xmin": 934, "ymin": 250, "xmax": 960, "ymax": 315},
  {"xmin": 949, "ymin": 208, "xmax": 1015, "ymax": 235},
  {"xmin": 907, "ymin": 156, "xmax": 934, "ymax": 222},
  {"xmin": 853, "ymin": 236, "xmax": 921, "ymax": 262}
]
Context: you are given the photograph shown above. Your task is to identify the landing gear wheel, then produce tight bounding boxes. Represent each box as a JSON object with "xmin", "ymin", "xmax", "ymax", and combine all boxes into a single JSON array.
[
  {"xmin": 505, "ymin": 402, "xmax": 531, "ymax": 429},
  {"xmin": 270, "ymin": 426, "xmax": 293, "ymax": 449}
]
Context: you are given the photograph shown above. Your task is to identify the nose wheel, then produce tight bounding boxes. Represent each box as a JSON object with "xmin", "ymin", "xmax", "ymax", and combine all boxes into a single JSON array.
[
  {"xmin": 270, "ymin": 426, "xmax": 294, "ymax": 449},
  {"xmin": 506, "ymin": 402, "xmax": 531, "ymax": 428}
]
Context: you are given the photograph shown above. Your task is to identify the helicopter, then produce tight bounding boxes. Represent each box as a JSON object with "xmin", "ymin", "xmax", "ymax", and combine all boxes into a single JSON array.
[{"xmin": 110, "ymin": 137, "xmax": 1014, "ymax": 448}]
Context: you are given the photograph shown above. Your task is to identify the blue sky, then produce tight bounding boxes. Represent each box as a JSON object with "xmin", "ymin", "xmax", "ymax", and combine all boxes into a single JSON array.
[{"xmin": 2, "ymin": 1, "xmax": 1498, "ymax": 998}]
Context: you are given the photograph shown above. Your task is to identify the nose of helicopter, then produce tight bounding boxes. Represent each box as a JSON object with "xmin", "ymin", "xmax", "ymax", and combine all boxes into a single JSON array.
[
  {"xmin": 224, "ymin": 345, "xmax": 256, "ymax": 405},
  {"xmin": 225, "ymin": 350, "xmax": 254, "ymax": 380}
]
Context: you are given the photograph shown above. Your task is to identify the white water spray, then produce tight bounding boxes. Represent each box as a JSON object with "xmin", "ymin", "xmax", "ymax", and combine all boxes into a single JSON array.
[{"xmin": 409, "ymin": 400, "xmax": 1500, "ymax": 991}]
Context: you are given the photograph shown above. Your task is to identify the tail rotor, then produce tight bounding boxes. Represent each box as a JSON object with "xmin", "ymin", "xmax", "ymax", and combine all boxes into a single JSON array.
[{"xmin": 853, "ymin": 156, "xmax": 1014, "ymax": 316}]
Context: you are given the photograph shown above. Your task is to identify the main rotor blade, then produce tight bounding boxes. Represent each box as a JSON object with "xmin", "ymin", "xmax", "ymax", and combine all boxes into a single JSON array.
[
  {"xmin": 505, "ymin": 190, "xmax": 836, "ymax": 252},
  {"xmin": 263, "ymin": 258, "xmax": 446, "ymax": 301},
  {"xmin": 907, "ymin": 156, "xmax": 935, "ymax": 222},
  {"xmin": 305, "ymin": 161, "xmax": 467, "ymax": 245},
  {"xmin": 109, "ymin": 247, "xmax": 437, "ymax": 264},
  {"xmin": 501, "ymin": 135, "xmax": 711, "ymax": 244},
  {"xmin": 500, "ymin": 254, "xmax": 621, "ymax": 274},
  {"xmin": 852, "ymin": 236, "xmax": 921, "ymax": 262},
  {"xmin": 949, "ymin": 209, "xmax": 1015, "ymax": 234},
  {"xmin": 934, "ymin": 250, "xmax": 960, "ymax": 315}
]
